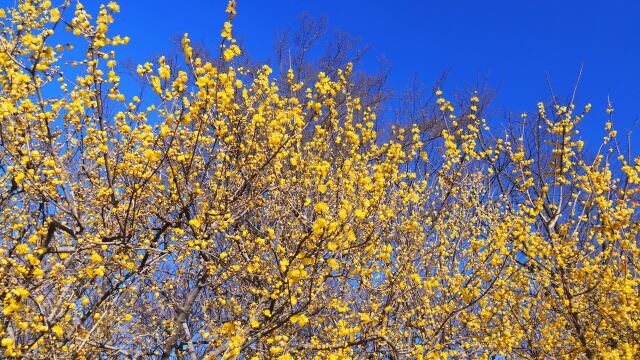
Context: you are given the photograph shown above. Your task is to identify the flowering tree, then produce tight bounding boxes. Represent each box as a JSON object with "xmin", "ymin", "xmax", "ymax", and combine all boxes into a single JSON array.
[{"xmin": 0, "ymin": 1, "xmax": 638, "ymax": 359}]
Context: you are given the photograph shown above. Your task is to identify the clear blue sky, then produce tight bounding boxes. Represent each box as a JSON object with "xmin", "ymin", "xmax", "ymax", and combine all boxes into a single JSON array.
[{"xmin": 111, "ymin": 0, "xmax": 640, "ymax": 141}]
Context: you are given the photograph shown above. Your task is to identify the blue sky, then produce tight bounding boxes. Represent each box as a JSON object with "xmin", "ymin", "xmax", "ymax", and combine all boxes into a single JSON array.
[{"xmin": 111, "ymin": 0, "xmax": 640, "ymax": 143}]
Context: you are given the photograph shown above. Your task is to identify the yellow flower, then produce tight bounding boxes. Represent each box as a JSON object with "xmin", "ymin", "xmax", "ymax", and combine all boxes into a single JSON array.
[
  {"xmin": 313, "ymin": 202, "xmax": 328, "ymax": 213},
  {"xmin": 221, "ymin": 21, "xmax": 233, "ymax": 40},
  {"xmin": 52, "ymin": 324, "xmax": 64, "ymax": 338},
  {"xmin": 151, "ymin": 76, "xmax": 162, "ymax": 95},
  {"xmin": 90, "ymin": 251, "xmax": 103, "ymax": 264},
  {"xmin": 15, "ymin": 244, "xmax": 29, "ymax": 255},
  {"xmin": 291, "ymin": 314, "xmax": 309, "ymax": 326},
  {"xmin": 359, "ymin": 313, "xmax": 371, "ymax": 323},
  {"xmin": 49, "ymin": 8, "xmax": 60, "ymax": 22},
  {"xmin": 107, "ymin": 1, "xmax": 120, "ymax": 12},
  {"xmin": 327, "ymin": 258, "xmax": 339, "ymax": 270},
  {"xmin": 158, "ymin": 65, "xmax": 171, "ymax": 80},
  {"xmin": 410, "ymin": 273, "xmax": 422, "ymax": 284},
  {"xmin": 182, "ymin": 33, "xmax": 193, "ymax": 60},
  {"xmin": 226, "ymin": 0, "xmax": 237, "ymax": 17},
  {"xmin": 12, "ymin": 287, "xmax": 29, "ymax": 299},
  {"xmin": 223, "ymin": 44, "xmax": 241, "ymax": 62}
]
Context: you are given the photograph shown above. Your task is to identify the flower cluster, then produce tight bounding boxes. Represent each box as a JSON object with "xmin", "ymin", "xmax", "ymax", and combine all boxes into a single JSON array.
[{"xmin": 0, "ymin": 1, "xmax": 638, "ymax": 359}]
